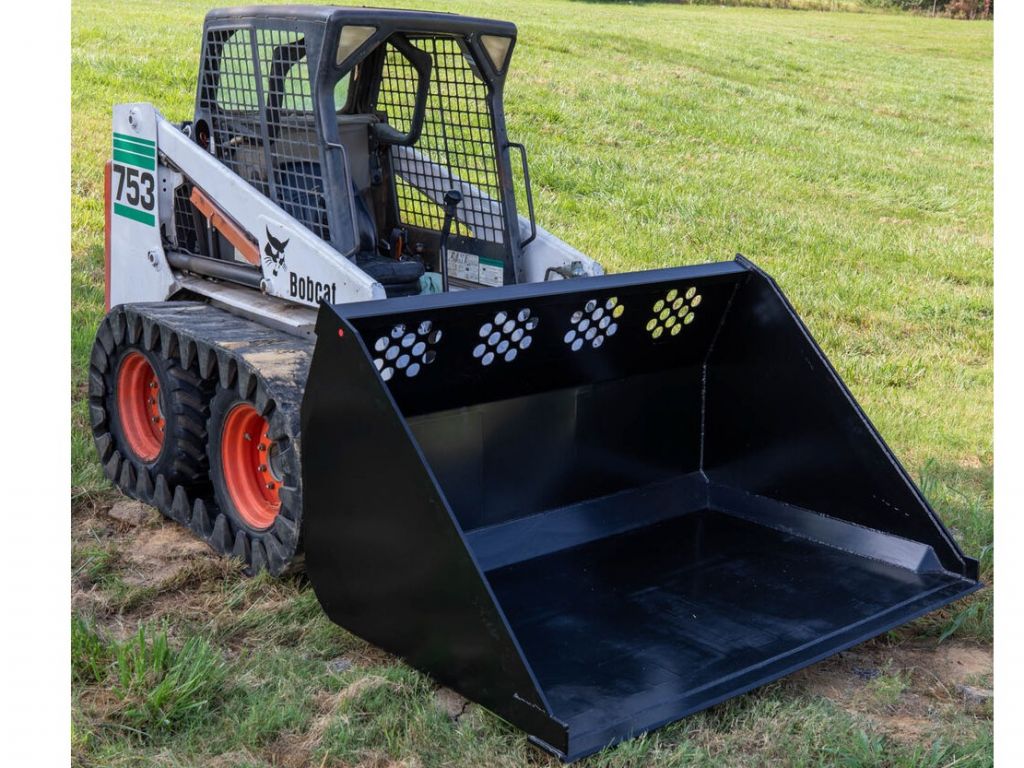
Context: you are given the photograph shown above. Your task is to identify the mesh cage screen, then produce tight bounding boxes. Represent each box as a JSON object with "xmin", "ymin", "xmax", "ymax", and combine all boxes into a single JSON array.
[
  {"xmin": 197, "ymin": 27, "xmax": 330, "ymax": 241},
  {"xmin": 213, "ymin": 31, "xmax": 260, "ymax": 113},
  {"xmin": 376, "ymin": 38, "xmax": 505, "ymax": 245},
  {"xmin": 172, "ymin": 181, "xmax": 203, "ymax": 253},
  {"xmin": 255, "ymin": 28, "xmax": 328, "ymax": 240}
]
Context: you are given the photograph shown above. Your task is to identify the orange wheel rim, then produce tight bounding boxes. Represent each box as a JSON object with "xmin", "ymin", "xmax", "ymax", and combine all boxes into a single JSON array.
[
  {"xmin": 221, "ymin": 403, "xmax": 281, "ymax": 530},
  {"xmin": 116, "ymin": 351, "xmax": 165, "ymax": 462}
]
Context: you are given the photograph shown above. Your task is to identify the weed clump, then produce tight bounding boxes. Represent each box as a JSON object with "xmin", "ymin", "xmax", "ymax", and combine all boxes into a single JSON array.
[{"xmin": 74, "ymin": 620, "xmax": 228, "ymax": 738}]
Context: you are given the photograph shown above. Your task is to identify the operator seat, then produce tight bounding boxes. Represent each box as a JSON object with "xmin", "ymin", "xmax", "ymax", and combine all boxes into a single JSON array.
[
  {"xmin": 350, "ymin": 183, "xmax": 424, "ymax": 297},
  {"xmin": 273, "ymin": 159, "xmax": 424, "ymax": 297}
]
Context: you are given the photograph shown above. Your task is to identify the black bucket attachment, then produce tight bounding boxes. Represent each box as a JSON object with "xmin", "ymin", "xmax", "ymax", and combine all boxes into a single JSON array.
[{"xmin": 301, "ymin": 256, "xmax": 980, "ymax": 761}]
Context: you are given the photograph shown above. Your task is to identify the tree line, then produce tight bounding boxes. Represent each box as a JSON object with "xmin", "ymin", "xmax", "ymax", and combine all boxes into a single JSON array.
[{"xmin": 864, "ymin": 0, "xmax": 992, "ymax": 17}]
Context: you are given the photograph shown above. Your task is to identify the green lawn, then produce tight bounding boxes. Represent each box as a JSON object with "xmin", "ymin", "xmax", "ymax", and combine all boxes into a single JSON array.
[{"xmin": 71, "ymin": 1, "xmax": 993, "ymax": 765}]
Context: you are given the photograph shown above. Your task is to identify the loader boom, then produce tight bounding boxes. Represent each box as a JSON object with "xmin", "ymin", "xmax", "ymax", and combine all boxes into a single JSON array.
[{"xmin": 107, "ymin": 103, "xmax": 383, "ymax": 312}]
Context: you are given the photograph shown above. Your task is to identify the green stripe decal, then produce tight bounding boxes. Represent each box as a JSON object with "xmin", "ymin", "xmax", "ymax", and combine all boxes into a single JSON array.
[
  {"xmin": 113, "ymin": 148, "xmax": 155, "ymax": 171},
  {"xmin": 113, "ymin": 131, "xmax": 155, "ymax": 148},
  {"xmin": 113, "ymin": 203, "xmax": 155, "ymax": 226},
  {"xmin": 113, "ymin": 137, "xmax": 156, "ymax": 156}
]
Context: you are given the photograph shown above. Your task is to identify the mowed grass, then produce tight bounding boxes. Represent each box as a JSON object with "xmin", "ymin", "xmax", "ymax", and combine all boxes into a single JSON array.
[{"xmin": 71, "ymin": 1, "xmax": 992, "ymax": 765}]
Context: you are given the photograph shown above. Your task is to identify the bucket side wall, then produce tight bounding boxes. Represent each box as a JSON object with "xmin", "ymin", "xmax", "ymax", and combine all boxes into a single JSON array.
[
  {"xmin": 703, "ymin": 262, "xmax": 975, "ymax": 577},
  {"xmin": 301, "ymin": 309, "xmax": 568, "ymax": 751}
]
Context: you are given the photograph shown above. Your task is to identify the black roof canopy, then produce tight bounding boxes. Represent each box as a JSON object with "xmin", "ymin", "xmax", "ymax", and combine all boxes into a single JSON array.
[{"xmin": 205, "ymin": 5, "xmax": 517, "ymax": 38}]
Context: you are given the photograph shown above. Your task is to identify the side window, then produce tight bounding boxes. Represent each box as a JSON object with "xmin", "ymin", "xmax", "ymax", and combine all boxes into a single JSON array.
[
  {"xmin": 199, "ymin": 29, "xmax": 263, "ymax": 185},
  {"xmin": 334, "ymin": 73, "xmax": 352, "ymax": 113},
  {"xmin": 375, "ymin": 38, "xmax": 501, "ymax": 244},
  {"xmin": 199, "ymin": 26, "xmax": 331, "ymax": 243},
  {"xmin": 254, "ymin": 29, "xmax": 329, "ymax": 241},
  {"xmin": 211, "ymin": 29, "xmax": 259, "ymax": 114},
  {"xmin": 255, "ymin": 29, "xmax": 313, "ymax": 114}
]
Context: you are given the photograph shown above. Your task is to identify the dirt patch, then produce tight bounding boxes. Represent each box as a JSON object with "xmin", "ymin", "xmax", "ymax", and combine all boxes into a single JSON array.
[
  {"xmin": 266, "ymin": 678, "xmax": 405, "ymax": 768},
  {"xmin": 355, "ymin": 757, "xmax": 422, "ymax": 768},
  {"xmin": 72, "ymin": 497, "xmax": 237, "ymax": 634},
  {"xmin": 72, "ymin": 501, "xmax": 118, "ymax": 540},
  {"xmin": 326, "ymin": 643, "xmax": 396, "ymax": 671},
  {"xmin": 798, "ymin": 641, "xmax": 990, "ymax": 698},
  {"xmin": 433, "ymin": 687, "xmax": 469, "ymax": 721},
  {"xmin": 958, "ymin": 684, "xmax": 993, "ymax": 704},
  {"xmin": 792, "ymin": 639, "xmax": 992, "ymax": 744},
  {"xmin": 207, "ymin": 749, "xmax": 264, "ymax": 768},
  {"xmin": 76, "ymin": 497, "xmax": 215, "ymax": 588},
  {"xmin": 76, "ymin": 683, "xmax": 123, "ymax": 723},
  {"xmin": 107, "ymin": 499, "xmax": 161, "ymax": 527},
  {"xmin": 959, "ymin": 454, "xmax": 984, "ymax": 470},
  {"xmin": 71, "ymin": 586, "xmax": 113, "ymax": 620},
  {"xmin": 121, "ymin": 523, "xmax": 215, "ymax": 588}
]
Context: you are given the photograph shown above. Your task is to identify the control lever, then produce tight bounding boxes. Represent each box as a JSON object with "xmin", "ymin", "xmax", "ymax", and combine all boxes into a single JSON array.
[
  {"xmin": 388, "ymin": 227, "xmax": 406, "ymax": 261},
  {"xmin": 438, "ymin": 189, "xmax": 463, "ymax": 292}
]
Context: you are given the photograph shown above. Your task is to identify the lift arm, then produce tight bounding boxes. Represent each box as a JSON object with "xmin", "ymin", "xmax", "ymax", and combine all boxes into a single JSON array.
[{"xmin": 107, "ymin": 102, "xmax": 386, "ymax": 310}]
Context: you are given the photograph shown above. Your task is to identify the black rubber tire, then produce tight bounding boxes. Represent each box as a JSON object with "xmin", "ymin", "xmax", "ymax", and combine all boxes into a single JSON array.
[{"xmin": 100, "ymin": 342, "xmax": 212, "ymax": 492}]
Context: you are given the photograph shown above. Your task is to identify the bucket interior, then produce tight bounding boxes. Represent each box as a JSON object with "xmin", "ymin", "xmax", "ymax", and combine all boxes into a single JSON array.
[
  {"xmin": 485, "ymin": 509, "xmax": 966, "ymax": 736},
  {"xmin": 316, "ymin": 261, "xmax": 978, "ymax": 755},
  {"xmin": 409, "ymin": 368, "xmax": 703, "ymax": 548},
  {"xmin": 407, "ymin": 367, "xmax": 972, "ymax": 739}
]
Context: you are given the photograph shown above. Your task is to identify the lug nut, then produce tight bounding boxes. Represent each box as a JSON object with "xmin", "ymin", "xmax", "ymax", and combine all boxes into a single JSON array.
[
  {"xmin": 266, "ymin": 482, "xmax": 276, "ymax": 490},
  {"xmin": 258, "ymin": 464, "xmax": 267, "ymax": 472}
]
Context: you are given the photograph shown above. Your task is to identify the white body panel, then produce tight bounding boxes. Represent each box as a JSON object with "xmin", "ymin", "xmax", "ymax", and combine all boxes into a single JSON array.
[
  {"xmin": 108, "ymin": 106, "xmax": 178, "ymax": 307},
  {"xmin": 517, "ymin": 218, "xmax": 606, "ymax": 283}
]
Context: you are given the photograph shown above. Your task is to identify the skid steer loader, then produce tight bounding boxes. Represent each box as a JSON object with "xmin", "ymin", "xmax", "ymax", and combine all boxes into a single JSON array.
[{"xmin": 90, "ymin": 5, "xmax": 981, "ymax": 761}]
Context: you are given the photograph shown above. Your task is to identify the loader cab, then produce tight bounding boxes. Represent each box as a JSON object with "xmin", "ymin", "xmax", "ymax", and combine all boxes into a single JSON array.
[{"xmin": 183, "ymin": 6, "xmax": 527, "ymax": 296}]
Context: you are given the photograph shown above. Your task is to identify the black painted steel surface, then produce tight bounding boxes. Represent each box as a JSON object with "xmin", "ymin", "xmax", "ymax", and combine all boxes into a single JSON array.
[{"xmin": 300, "ymin": 256, "xmax": 980, "ymax": 761}]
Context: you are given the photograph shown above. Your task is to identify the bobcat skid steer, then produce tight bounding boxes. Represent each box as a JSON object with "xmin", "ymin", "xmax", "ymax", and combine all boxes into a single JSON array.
[{"xmin": 90, "ymin": 5, "xmax": 981, "ymax": 761}]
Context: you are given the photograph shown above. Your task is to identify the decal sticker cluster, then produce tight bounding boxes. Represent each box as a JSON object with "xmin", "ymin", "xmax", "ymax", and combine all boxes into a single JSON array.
[
  {"xmin": 263, "ymin": 227, "xmax": 289, "ymax": 276},
  {"xmin": 447, "ymin": 250, "xmax": 504, "ymax": 287},
  {"xmin": 262, "ymin": 224, "xmax": 337, "ymax": 304},
  {"xmin": 111, "ymin": 131, "xmax": 157, "ymax": 227}
]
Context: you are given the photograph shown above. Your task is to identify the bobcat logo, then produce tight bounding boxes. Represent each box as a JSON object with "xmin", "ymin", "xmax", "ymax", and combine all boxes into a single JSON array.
[{"xmin": 263, "ymin": 228, "xmax": 289, "ymax": 277}]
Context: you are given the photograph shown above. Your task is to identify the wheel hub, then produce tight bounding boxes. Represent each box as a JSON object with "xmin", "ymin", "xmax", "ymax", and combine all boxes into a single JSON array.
[
  {"xmin": 221, "ymin": 402, "xmax": 282, "ymax": 530},
  {"xmin": 115, "ymin": 351, "xmax": 165, "ymax": 462}
]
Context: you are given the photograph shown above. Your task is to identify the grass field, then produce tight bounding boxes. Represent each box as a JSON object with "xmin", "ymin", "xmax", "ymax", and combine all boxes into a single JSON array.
[{"xmin": 71, "ymin": 1, "xmax": 993, "ymax": 765}]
